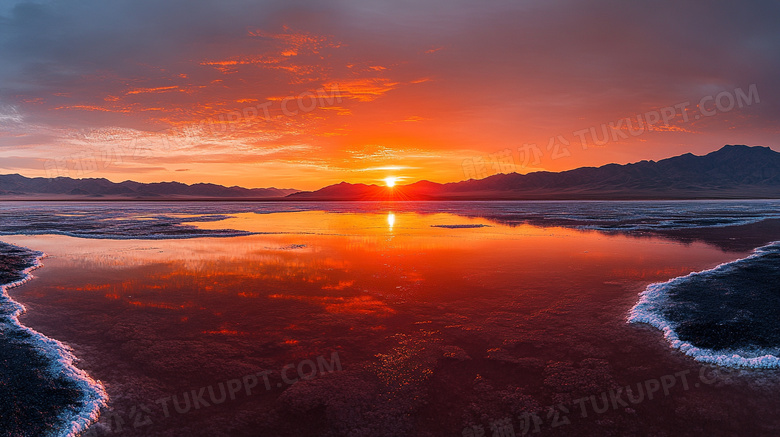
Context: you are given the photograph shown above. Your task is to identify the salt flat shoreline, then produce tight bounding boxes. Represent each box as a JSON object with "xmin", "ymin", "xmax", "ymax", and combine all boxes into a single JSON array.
[{"xmin": 0, "ymin": 244, "xmax": 106, "ymax": 437}]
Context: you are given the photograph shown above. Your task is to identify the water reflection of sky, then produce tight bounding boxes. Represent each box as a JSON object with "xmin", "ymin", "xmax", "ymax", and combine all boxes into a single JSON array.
[
  {"xmin": 1, "ymin": 209, "xmax": 760, "ymax": 436},
  {"xmin": 6, "ymin": 210, "xmax": 739, "ymax": 350}
]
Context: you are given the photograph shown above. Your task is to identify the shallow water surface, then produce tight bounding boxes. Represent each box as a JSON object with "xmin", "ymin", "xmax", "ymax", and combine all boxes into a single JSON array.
[{"xmin": 2, "ymin": 202, "xmax": 780, "ymax": 436}]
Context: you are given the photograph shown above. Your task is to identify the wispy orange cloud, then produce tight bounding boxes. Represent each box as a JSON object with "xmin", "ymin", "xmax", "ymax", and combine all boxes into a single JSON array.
[
  {"xmin": 53, "ymin": 105, "xmax": 131, "ymax": 113},
  {"xmin": 125, "ymin": 85, "xmax": 180, "ymax": 95},
  {"xmin": 328, "ymin": 78, "xmax": 399, "ymax": 102},
  {"xmin": 200, "ymin": 28, "xmax": 337, "ymax": 82}
]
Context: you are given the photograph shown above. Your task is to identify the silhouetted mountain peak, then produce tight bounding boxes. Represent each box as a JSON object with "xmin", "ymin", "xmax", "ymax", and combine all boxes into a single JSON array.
[
  {"xmin": 0, "ymin": 174, "xmax": 300, "ymax": 199},
  {"xmin": 288, "ymin": 145, "xmax": 780, "ymax": 200}
]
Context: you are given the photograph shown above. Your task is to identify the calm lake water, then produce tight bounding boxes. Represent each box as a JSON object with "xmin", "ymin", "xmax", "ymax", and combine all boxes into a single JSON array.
[{"xmin": 2, "ymin": 201, "xmax": 780, "ymax": 436}]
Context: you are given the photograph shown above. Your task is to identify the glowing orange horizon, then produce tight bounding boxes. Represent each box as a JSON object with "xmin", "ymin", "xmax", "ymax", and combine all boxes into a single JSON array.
[{"xmin": 0, "ymin": 11, "xmax": 775, "ymax": 191}]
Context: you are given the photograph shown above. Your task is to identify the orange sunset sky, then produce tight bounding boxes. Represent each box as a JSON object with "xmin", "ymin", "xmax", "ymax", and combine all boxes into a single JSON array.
[{"xmin": 0, "ymin": 0, "xmax": 779, "ymax": 190}]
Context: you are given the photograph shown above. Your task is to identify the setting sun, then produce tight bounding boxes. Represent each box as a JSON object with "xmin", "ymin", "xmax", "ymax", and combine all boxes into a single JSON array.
[{"xmin": 384, "ymin": 177, "xmax": 397, "ymax": 187}]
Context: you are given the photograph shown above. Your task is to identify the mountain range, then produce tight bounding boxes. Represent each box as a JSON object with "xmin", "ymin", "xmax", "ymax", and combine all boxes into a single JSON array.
[
  {"xmin": 1, "ymin": 145, "xmax": 778, "ymax": 200},
  {"xmin": 288, "ymin": 145, "xmax": 780, "ymax": 200},
  {"xmin": 0, "ymin": 174, "xmax": 298, "ymax": 199}
]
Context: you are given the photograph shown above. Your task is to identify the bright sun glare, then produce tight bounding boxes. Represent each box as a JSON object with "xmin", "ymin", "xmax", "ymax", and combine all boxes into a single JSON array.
[{"xmin": 384, "ymin": 177, "xmax": 397, "ymax": 187}]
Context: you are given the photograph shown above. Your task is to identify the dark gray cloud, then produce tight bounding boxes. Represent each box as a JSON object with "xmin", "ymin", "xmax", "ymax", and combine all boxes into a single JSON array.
[{"xmin": 2, "ymin": 0, "xmax": 778, "ymax": 122}]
